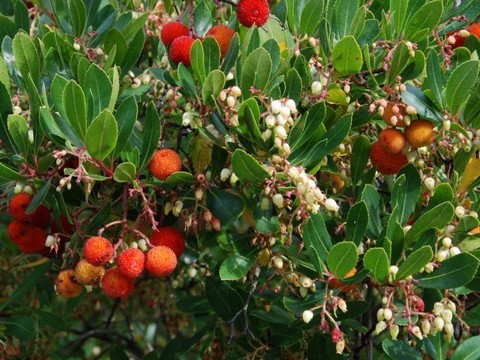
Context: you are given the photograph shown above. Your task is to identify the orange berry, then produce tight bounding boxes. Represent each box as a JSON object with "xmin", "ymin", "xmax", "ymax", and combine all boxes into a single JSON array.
[
  {"xmin": 328, "ymin": 267, "xmax": 357, "ymax": 292},
  {"xmin": 161, "ymin": 22, "xmax": 189, "ymax": 47},
  {"xmin": 9, "ymin": 193, "xmax": 32, "ymax": 221},
  {"xmin": 382, "ymin": 102, "xmax": 408, "ymax": 127},
  {"xmin": 74, "ymin": 259, "xmax": 105, "ymax": 285},
  {"xmin": 370, "ymin": 141, "xmax": 408, "ymax": 175},
  {"xmin": 101, "ymin": 267, "xmax": 135, "ymax": 298},
  {"xmin": 237, "ymin": 0, "xmax": 270, "ymax": 28},
  {"xmin": 150, "ymin": 226, "xmax": 185, "ymax": 258},
  {"xmin": 169, "ymin": 36, "xmax": 195, "ymax": 66},
  {"xmin": 206, "ymin": 25, "xmax": 236, "ymax": 58},
  {"xmin": 55, "ymin": 270, "xmax": 84, "ymax": 298},
  {"xmin": 405, "ymin": 120, "xmax": 435, "ymax": 148},
  {"xmin": 117, "ymin": 248, "xmax": 145, "ymax": 279},
  {"xmin": 149, "ymin": 149, "xmax": 182, "ymax": 181},
  {"xmin": 378, "ymin": 128, "xmax": 406, "ymax": 154},
  {"xmin": 145, "ymin": 246, "xmax": 177, "ymax": 277},
  {"xmin": 84, "ymin": 236, "xmax": 114, "ymax": 266}
]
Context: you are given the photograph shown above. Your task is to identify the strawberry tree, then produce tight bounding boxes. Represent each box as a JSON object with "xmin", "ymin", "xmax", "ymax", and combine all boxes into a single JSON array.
[{"xmin": 1, "ymin": 0, "xmax": 480, "ymax": 358}]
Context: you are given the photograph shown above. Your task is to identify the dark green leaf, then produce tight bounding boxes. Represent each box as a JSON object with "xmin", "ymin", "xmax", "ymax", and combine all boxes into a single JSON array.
[
  {"xmin": 12, "ymin": 32, "xmax": 40, "ymax": 85},
  {"xmin": 231, "ymin": 149, "xmax": 270, "ymax": 185},
  {"xmin": 382, "ymin": 339, "xmax": 422, "ymax": 360},
  {"xmin": 139, "ymin": 102, "xmax": 161, "ymax": 171},
  {"xmin": 327, "ymin": 242, "xmax": 358, "ymax": 278},
  {"xmin": 220, "ymin": 254, "xmax": 256, "ymax": 281},
  {"xmin": 397, "ymin": 246, "xmax": 433, "ymax": 280},
  {"xmin": 63, "ymin": 80, "xmax": 87, "ymax": 140},
  {"xmin": 363, "ymin": 247, "xmax": 389, "ymax": 283},
  {"xmin": 351, "ymin": 135, "xmax": 371, "ymax": 187},
  {"xmin": 206, "ymin": 188, "xmax": 244, "ymax": 226},
  {"xmin": 332, "ymin": 36, "xmax": 363, "ymax": 76},
  {"xmin": 85, "ymin": 109, "xmax": 118, "ymax": 161},
  {"xmin": 346, "ymin": 201, "xmax": 369, "ymax": 245},
  {"xmin": 446, "ymin": 60, "xmax": 479, "ymax": 115}
]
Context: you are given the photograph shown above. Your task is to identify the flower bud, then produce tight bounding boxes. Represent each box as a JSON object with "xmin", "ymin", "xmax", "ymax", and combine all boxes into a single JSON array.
[
  {"xmin": 443, "ymin": 120, "xmax": 451, "ymax": 131},
  {"xmin": 436, "ymin": 249, "xmax": 448, "ymax": 262},
  {"xmin": 272, "ymin": 193, "xmax": 284, "ymax": 208},
  {"xmin": 449, "ymin": 247, "xmax": 461, "ymax": 257},
  {"xmin": 274, "ymin": 125, "xmax": 287, "ymax": 139},
  {"xmin": 311, "ymin": 81, "xmax": 323, "ymax": 95},
  {"xmin": 271, "ymin": 100, "xmax": 282, "ymax": 114},
  {"xmin": 406, "ymin": 105, "xmax": 417, "ymax": 115},
  {"xmin": 195, "ymin": 188, "xmax": 204, "ymax": 201},
  {"xmin": 442, "ymin": 309, "xmax": 453, "ymax": 323},
  {"xmin": 389, "ymin": 266, "xmax": 399, "ymax": 277},
  {"xmin": 138, "ymin": 239, "xmax": 147, "ymax": 251},
  {"xmin": 273, "ymin": 256, "xmax": 284, "ymax": 269},
  {"xmin": 325, "ymin": 198, "xmax": 340, "ymax": 212},
  {"xmin": 285, "ymin": 99, "xmax": 297, "ymax": 113},
  {"xmin": 28, "ymin": 129, "xmax": 34, "ymax": 144},
  {"xmin": 336, "ymin": 339, "xmax": 345, "ymax": 354},
  {"xmin": 421, "ymin": 319, "xmax": 431, "ymax": 335},
  {"xmin": 447, "ymin": 301, "xmax": 456, "ymax": 314},
  {"xmin": 424, "ymin": 177, "xmax": 435, "ymax": 191},
  {"xmin": 434, "ymin": 302, "xmax": 445, "ymax": 316},
  {"xmin": 45, "ymin": 235, "xmax": 56, "ymax": 247},
  {"xmin": 211, "ymin": 218, "xmax": 221, "ymax": 231},
  {"xmin": 299, "ymin": 275, "xmax": 313, "ymax": 288},
  {"xmin": 384, "ymin": 308, "xmax": 393, "ymax": 321},
  {"xmin": 302, "ymin": 310, "xmax": 314, "ymax": 324},
  {"xmin": 375, "ymin": 321, "xmax": 387, "ymax": 335},
  {"xmin": 455, "ymin": 206, "xmax": 466, "ymax": 218},
  {"xmin": 23, "ymin": 185, "xmax": 33, "ymax": 195},
  {"xmin": 434, "ymin": 317, "xmax": 445, "ymax": 331},
  {"xmin": 444, "ymin": 323, "xmax": 454, "ymax": 336},
  {"xmin": 338, "ymin": 299, "xmax": 347, "ymax": 313},
  {"xmin": 188, "ymin": 267, "xmax": 198, "ymax": 278},
  {"xmin": 442, "ymin": 237, "xmax": 452, "ymax": 248},
  {"xmin": 231, "ymin": 86, "xmax": 242, "ymax": 98},
  {"xmin": 377, "ymin": 308, "xmax": 385, "ymax": 321},
  {"xmin": 220, "ymin": 168, "xmax": 232, "ymax": 182},
  {"xmin": 226, "ymin": 96, "xmax": 236, "ymax": 108},
  {"xmin": 447, "ymin": 35, "xmax": 456, "ymax": 45},
  {"xmin": 411, "ymin": 325, "xmax": 423, "ymax": 340},
  {"xmin": 390, "ymin": 324, "xmax": 400, "ymax": 339}
]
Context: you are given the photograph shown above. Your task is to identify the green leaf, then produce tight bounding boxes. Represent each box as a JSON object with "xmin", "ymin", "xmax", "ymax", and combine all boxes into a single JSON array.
[
  {"xmin": 84, "ymin": 63, "xmax": 113, "ymax": 120},
  {"xmin": 363, "ymin": 248, "xmax": 389, "ymax": 283},
  {"xmin": 332, "ymin": 0, "xmax": 359, "ymax": 38},
  {"xmin": 417, "ymin": 253, "xmax": 479, "ymax": 289},
  {"xmin": 427, "ymin": 183, "xmax": 454, "ymax": 211},
  {"xmin": 387, "ymin": 42, "xmax": 410, "ymax": 85},
  {"xmin": 405, "ymin": 202, "xmax": 455, "ymax": 245},
  {"xmin": 390, "ymin": 0, "xmax": 409, "ymax": 36},
  {"xmin": 397, "ymin": 246, "xmax": 433, "ymax": 280},
  {"xmin": 2, "ymin": 315, "xmax": 35, "ymax": 341},
  {"xmin": 392, "ymin": 164, "xmax": 421, "ymax": 223},
  {"xmin": 351, "ymin": 135, "xmax": 371, "ymax": 187},
  {"xmin": 404, "ymin": 0, "xmax": 443, "ymax": 42},
  {"xmin": 220, "ymin": 254, "xmax": 256, "ymax": 281},
  {"xmin": 426, "ymin": 51, "xmax": 444, "ymax": 107},
  {"xmin": 382, "ymin": 339, "xmax": 422, "ymax": 360},
  {"xmin": 231, "ymin": 149, "xmax": 270, "ymax": 185},
  {"xmin": 63, "ymin": 80, "xmax": 87, "ymax": 140},
  {"xmin": 0, "ymin": 162, "xmax": 25, "ymax": 183},
  {"xmin": 327, "ymin": 242, "xmax": 358, "ymax": 278},
  {"xmin": 7, "ymin": 114, "xmax": 29, "ymax": 154},
  {"xmin": 299, "ymin": 0, "xmax": 324, "ymax": 36},
  {"xmin": 0, "ymin": 56, "xmax": 10, "ymax": 90},
  {"xmin": 121, "ymin": 29, "xmax": 144, "ymax": 76},
  {"xmin": 346, "ymin": 201, "xmax": 369, "ymax": 245},
  {"xmin": 26, "ymin": 182, "xmax": 50, "ymax": 214},
  {"xmin": 68, "ymin": 0, "xmax": 86, "ymax": 36},
  {"xmin": 332, "ymin": 36, "xmax": 363, "ymax": 76},
  {"xmin": 202, "ymin": 70, "xmax": 225, "ymax": 105},
  {"xmin": 283, "ymin": 68, "xmax": 302, "ymax": 102},
  {"xmin": 451, "ymin": 335, "xmax": 480, "ymax": 360},
  {"xmin": 178, "ymin": 63, "xmax": 198, "ymax": 100},
  {"xmin": 360, "ymin": 184, "xmax": 382, "ymax": 238},
  {"xmin": 401, "ymin": 85, "xmax": 444, "ymax": 122},
  {"xmin": 164, "ymin": 172, "xmax": 196, "ymax": 187},
  {"xmin": 113, "ymin": 162, "xmax": 136, "ymax": 183},
  {"xmin": 206, "ymin": 188, "xmax": 244, "ymax": 226},
  {"xmin": 241, "ymin": 47, "xmax": 272, "ymax": 98},
  {"xmin": 12, "ymin": 32, "xmax": 40, "ymax": 85},
  {"xmin": 85, "ymin": 109, "xmax": 118, "ymax": 161},
  {"xmin": 202, "ymin": 36, "xmax": 220, "ymax": 75},
  {"xmin": 284, "ymin": 291, "xmax": 327, "ymax": 316},
  {"xmin": 446, "ymin": 60, "xmax": 479, "ymax": 115},
  {"xmin": 138, "ymin": 102, "xmax": 161, "ymax": 171},
  {"xmin": 191, "ymin": 39, "xmax": 206, "ymax": 83},
  {"xmin": 303, "ymin": 213, "xmax": 332, "ymax": 274},
  {"xmin": 113, "ymin": 96, "xmax": 137, "ymax": 157}
]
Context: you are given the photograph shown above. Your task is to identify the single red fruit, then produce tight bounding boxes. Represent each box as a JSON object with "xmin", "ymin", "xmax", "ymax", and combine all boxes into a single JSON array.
[
  {"xmin": 101, "ymin": 267, "xmax": 135, "ymax": 298},
  {"xmin": 237, "ymin": 0, "xmax": 270, "ymax": 28},
  {"xmin": 9, "ymin": 193, "xmax": 33, "ymax": 221},
  {"xmin": 7, "ymin": 220, "xmax": 35, "ymax": 245},
  {"xmin": 145, "ymin": 246, "xmax": 177, "ymax": 277},
  {"xmin": 150, "ymin": 226, "xmax": 185, "ymax": 258},
  {"xmin": 117, "ymin": 248, "xmax": 145, "ymax": 279},
  {"xmin": 17, "ymin": 227, "xmax": 47, "ymax": 254},
  {"xmin": 370, "ymin": 141, "xmax": 408, "ymax": 175},
  {"xmin": 161, "ymin": 22, "xmax": 190, "ymax": 46},
  {"xmin": 84, "ymin": 236, "xmax": 114, "ymax": 266},
  {"xmin": 149, "ymin": 149, "xmax": 182, "ymax": 181},
  {"xmin": 206, "ymin": 25, "xmax": 236, "ymax": 58},
  {"xmin": 169, "ymin": 36, "xmax": 195, "ymax": 66}
]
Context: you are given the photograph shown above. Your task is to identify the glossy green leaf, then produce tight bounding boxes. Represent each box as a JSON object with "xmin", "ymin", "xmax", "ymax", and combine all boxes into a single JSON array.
[
  {"xmin": 231, "ymin": 149, "xmax": 270, "ymax": 185},
  {"xmin": 451, "ymin": 335, "xmax": 480, "ymax": 360},
  {"xmin": 241, "ymin": 47, "xmax": 272, "ymax": 98},
  {"xmin": 446, "ymin": 60, "xmax": 479, "ymax": 115},
  {"xmin": 360, "ymin": 184, "xmax": 382, "ymax": 237},
  {"xmin": 202, "ymin": 36, "xmax": 220, "ymax": 75},
  {"xmin": 346, "ymin": 201, "xmax": 369, "ymax": 245},
  {"xmin": 113, "ymin": 162, "xmax": 136, "ymax": 183},
  {"xmin": 327, "ymin": 242, "xmax": 358, "ymax": 278},
  {"xmin": 299, "ymin": 0, "xmax": 324, "ymax": 36},
  {"xmin": 426, "ymin": 51, "xmax": 444, "ymax": 107},
  {"xmin": 191, "ymin": 39, "xmax": 206, "ymax": 83},
  {"xmin": 68, "ymin": 0, "xmax": 86, "ymax": 36},
  {"xmin": 387, "ymin": 42, "xmax": 410, "ymax": 85},
  {"xmin": 303, "ymin": 213, "xmax": 332, "ymax": 274},
  {"xmin": 202, "ymin": 70, "xmax": 225, "ymax": 105},
  {"xmin": 364, "ymin": 248, "xmax": 389, "ymax": 283},
  {"xmin": 392, "ymin": 164, "xmax": 421, "ymax": 224},
  {"xmin": 63, "ymin": 80, "xmax": 87, "ymax": 140},
  {"xmin": 84, "ymin": 63, "xmax": 113, "ymax": 120},
  {"xmin": 206, "ymin": 188, "xmax": 245, "ymax": 226},
  {"xmin": 332, "ymin": 36, "xmax": 363, "ymax": 76},
  {"xmin": 382, "ymin": 339, "xmax": 422, "ymax": 360},
  {"xmin": 404, "ymin": 0, "xmax": 443, "ymax": 42},
  {"xmin": 220, "ymin": 254, "xmax": 256, "ymax": 281},
  {"xmin": 7, "ymin": 114, "xmax": 28, "ymax": 154},
  {"xmin": 113, "ymin": 96, "xmax": 137, "ymax": 158},
  {"xmin": 85, "ymin": 109, "xmax": 118, "ymax": 161},
  {"xmin": 12, "ymin": 32, "xmax": 40, "ymax": 85},
  {"xmin": 138, "ymin": 102, "xmax": 161, "ymax": 171},
  {"xmin": 397, "ymin": 246, "xmax": 433, "ymax": 280},
  {"xmin": 0, "ymin": 162, "xmax": 25, "ymax": 183},
  {"xmin": 351, "ymin": 135, "xmax": 371, "ymax": 187}
]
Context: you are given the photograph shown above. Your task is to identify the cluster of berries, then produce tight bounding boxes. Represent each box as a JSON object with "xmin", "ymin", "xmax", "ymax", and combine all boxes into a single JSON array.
[
  {"xmin": 7, "ymin": 193, "xmax": 72, "ymax": 256},
  {"xmin": 55, "ymin": 226, "xmax": 185, "ymax": 299},
  {"xmin": 370, "ymin": 101, "xmax": 436, "ymax": 175},
  {"xmin": 160, "ymin": 0, "xmax": 270, "ymax": 67}
]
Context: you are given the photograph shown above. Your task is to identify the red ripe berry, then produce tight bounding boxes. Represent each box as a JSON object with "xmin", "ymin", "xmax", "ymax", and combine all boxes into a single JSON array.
[
  {"xmin": 145, "ymin": 246, "xmax": 177, "ymax": 277},
  {"xmin": 169, "ymin": 36, "xmax": 195, "ymax": 67},
  {"xmin": 117, "ymin": 248, "xmax": 145, "ymax": 279},
  {"xmin": 150, "ymin": 226, "xmax": 185, "ymax": 258},
  {"xmin": 17, "ymin": 227, "xmax": 47, "ymax": 254},
  {"xmin": 8, "ymin": 220, "xmax": 35, "ymax": 245},
  {"xmin": 9, "ymin": 193, "xmax": 33, "ymax": 221},
  {"xmin": 370, "ymin": 141, "xmax": 407, "ymax": 175},
  {"xmin": 29, "ymin": 205, "xmax": 51, "ymax": 228},
  {"xmin": 149, "ymin": 149, "xmax": 182, "ymax": 181},
  {"xmin": 236, "ymin": 0, "xmax": 270, "ymax": 28},
  {"xmin": 101, "ymin": 267, "xmax": 135, "ymax": 298},
  {"xmin": 331, "ymin": 327, "xmax": 342, "ymax": 343},
  {"xmin": 161, "ymin": 22, "xmax": 189, "ymax": 46},
  {"xmin": 84, "ymin": 236, "xmax": 114, "ymax": 266}
]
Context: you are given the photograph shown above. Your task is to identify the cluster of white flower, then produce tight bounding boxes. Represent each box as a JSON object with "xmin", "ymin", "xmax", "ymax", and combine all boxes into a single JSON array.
[
  {"xmin": 262, "ymin": 99, "xmax": 297, "ymax": 155},
  {"xmin": 435, "ymin": 236, "xmax": 461, "ymax": 262}
]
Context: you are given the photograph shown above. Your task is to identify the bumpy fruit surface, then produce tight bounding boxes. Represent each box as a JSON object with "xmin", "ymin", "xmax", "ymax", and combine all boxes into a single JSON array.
[
  {"xmin": 145, "ymin": 246, "xmax": 177, "ymax": 277},
  {"xmin": 149, "ymin": 149, "xmax": 182, "ymax": 181},
  {"xmin": 206, "ymin": 25, "xmax": 236, "ymax": 58},
  {"xmin": 74, "ymin": 259, "xmax": 105, "ymax": 285},
  {"xmin": 328, "ymin": 267, "xmax": 357, "ymax": 292},
  {"xmin": 370, "ymin": 141, "xmax": 408, "ymax": 175},
  {"xmin": 55, "ymin": 270, "xmax": 84, "ymax": 298},
  {"xmin": 382, "ymin": 102, "xmax": 408, "ymax": 127},
  {"xmin": 8, "ymin": 220, "xmax": 35, "ymax": 245},
  {"xmin": 169, "ymin": 36, "xmax": 195, "ymax": 66},
  {"xmin": 17, "ymin": 227, "xmax": 47, "ymax": 253},
  {"xmin": 117, "ymin": 248, "xmax": 145, "ymax": 279},
  {"xmin": 236, "ymin": 0, "xmax": 270, "ymax": 28},
  {"xmin": 378, "ymin": 128, "xmax": 406, "ymax": 154},
  {"xmin": 405, "ymin": 120, "xmax": 435, "ymax": 148},
  {"xmin": 101, "ymin": 267, "xmax": 135, "ymax": 298},
  {"xmin": 161, "ymin": 21, "xmax": 189, "ymax": 46},
  {"xmin": 84, "ymin": 236, "xmax": 114, "ymax": 266},
  {"xmin": 150, "ymin": 226, "xmax": 185, "ymax": 258},
  {"xmin": 9, "ymin": 193, "xmax": 33, "ymax": 221}
]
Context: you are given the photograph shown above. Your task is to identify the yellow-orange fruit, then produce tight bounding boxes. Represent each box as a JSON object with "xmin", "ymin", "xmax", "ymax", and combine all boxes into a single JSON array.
[
  {"xmin": 382, "ymin": 102, "xmax": 408, "ymax": 127},
  {"xmin": 117, "ymin": 248, "xmax": 145, "ymax": 279},
  {"xmin": 74, "ymin": 259, "xmax": 105, "ymax": 285},
  {"xmin": 405, "ymin": 120, "xmax": 435, "ymax": 148},
  {"xmin": 84, "ymin": 236, "xmax": 114, "ymax": 266},
  {"xmin": 55, "ymin": 270, "xmax": 84, "ymax": 298},
  {"xmin": 150, "ymin": 226, "xmax": 185, "ymax": 258},
  {"xmin": 378, "ymin": 128, "xmax": 406, "ymax": 154},
  {"xmin": 328, "ymin": 267, "xmax": 357, "ymax": 292},
  {"xmin": 101, "ymin": 267, "xmax": 135, "ymax": 298},
  {"xmin": 149, "ymin": 149, "xmax": 182, "ymax": 181},
  {"xmin": 206, "ymin": 25, "xmax": 236, "ymax": 58},
  {"xmin": 370, "ymin": 141, "xmax": 408, "ymax": 175},
  {"xmin": 145, "ymin": 246, "xmax": 177, "ymax": 277}
]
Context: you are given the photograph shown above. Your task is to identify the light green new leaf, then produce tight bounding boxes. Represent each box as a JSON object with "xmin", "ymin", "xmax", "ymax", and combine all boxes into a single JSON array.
[
  {"xmin": 241, "ymin": 47, "xmax": 272, "ymax": 98},
  {"xmin": 332, "ymin": 36, "xmax": 363, "ymax": 76},
  {"xmin": 113, "ymin": 162, "xmax": 136, "ymax": 183},
  {"xmin": 85, "ymin": 109, "xmax": 118, "ymax": 161},
  {"xmin": 327, "ymin": 242, "xmax": 358, "ymax": 278},
  {"xmin": 220, "ymin": 254, "xmax": 256, "ymax": 281},
  {"xmin": 7, "ymin": 114, "xmax": 29, "ymax": 154},
  {"xmin": 451, "ymin": 335, "xmax": 480, "ymax": 360}
]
